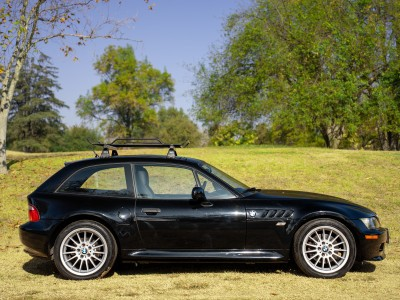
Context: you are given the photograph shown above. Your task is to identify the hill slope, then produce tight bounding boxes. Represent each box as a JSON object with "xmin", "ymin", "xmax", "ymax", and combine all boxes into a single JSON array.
[{"xmin": 1, "ymin": 147, "xmax": 399, "ymax": 299}]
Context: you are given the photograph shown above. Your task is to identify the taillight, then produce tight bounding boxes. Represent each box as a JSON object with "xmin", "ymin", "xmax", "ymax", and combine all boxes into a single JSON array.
[{"xmin": 28, "ymin": 204, "xmax": 40, "ymax": 222}]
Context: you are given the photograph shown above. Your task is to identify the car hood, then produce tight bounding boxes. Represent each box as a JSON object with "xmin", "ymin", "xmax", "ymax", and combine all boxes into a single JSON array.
[
  {"xmin": 257, "ymin": 189, "xmax": 352, "ymax": 203},
  {"xmin": 246, "ymin": 189, "xmax": 375, "ymax": 216}
]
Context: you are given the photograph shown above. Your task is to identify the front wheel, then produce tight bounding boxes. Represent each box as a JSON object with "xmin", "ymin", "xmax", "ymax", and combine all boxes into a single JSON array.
[
  {"xmin": 54, "ymin": 220, "xmax": 118, "ymax": 280},
  {"xmin": 293, "ymin": 218, "xmax": 356, "ymax": 278}
]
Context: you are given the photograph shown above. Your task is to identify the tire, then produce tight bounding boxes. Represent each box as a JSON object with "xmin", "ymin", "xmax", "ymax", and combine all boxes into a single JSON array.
[
  {"xmin": 54, "ymin": 220, "xmax": 118, "ymax": 280},
  {"xmin": 293, "ymin": 218, "xmax": 356, "ymax": 278}
]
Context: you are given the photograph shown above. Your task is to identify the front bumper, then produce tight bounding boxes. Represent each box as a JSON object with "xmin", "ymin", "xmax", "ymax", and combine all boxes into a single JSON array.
[
  {"xmin": 19, "ymin": 220, "xmax": 60, "ymax": 259},
  {"xmin": 357, "ymin": 226, "xmax": 389, "ymax": 261}
]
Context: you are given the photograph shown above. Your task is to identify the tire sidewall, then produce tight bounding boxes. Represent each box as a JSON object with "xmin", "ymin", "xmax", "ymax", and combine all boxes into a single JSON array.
[
  {"xmin": 293, "ymin": 218, "xmax": 356, "ymax": 278},
  {"xmin": 54, "ymin": 220, "xmax": 117, "ymax": 280}
]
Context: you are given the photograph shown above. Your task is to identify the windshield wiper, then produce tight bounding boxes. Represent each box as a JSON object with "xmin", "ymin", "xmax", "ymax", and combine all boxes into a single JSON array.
[{"xmin": 242, "ymin": 187, "xmax": 261, "ymax": 193}]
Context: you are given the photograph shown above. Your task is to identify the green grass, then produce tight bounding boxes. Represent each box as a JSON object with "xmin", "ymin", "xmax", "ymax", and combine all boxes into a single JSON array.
[{"xmin": 1, "ymin": 147, "xmax": 399, "ymax": 299}]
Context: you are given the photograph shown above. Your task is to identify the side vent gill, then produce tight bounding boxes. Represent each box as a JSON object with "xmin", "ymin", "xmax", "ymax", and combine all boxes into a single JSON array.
[{"xmin": 262, "ymin": 209, "xmax": 294, "ymax": 219}]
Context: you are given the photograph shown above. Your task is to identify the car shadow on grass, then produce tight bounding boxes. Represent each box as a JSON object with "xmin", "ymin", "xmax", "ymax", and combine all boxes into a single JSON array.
[
  {"xmin": 115, "ymin": 262, "xmax": 298, "ymax": 276},
  {"xmin": 22, "ymin": 258, "xmax": 376, "ymax": 278},
  {"xmin": 23, "ymin": 258, "xmax": 57, "ymax": 277},
  {"xmin": 350, "ymin": 261, "xmax": 376, "ymax": 273},
  {"xmin": 114, "ymin": 261, "xmax": 377, "ymax": 277}
]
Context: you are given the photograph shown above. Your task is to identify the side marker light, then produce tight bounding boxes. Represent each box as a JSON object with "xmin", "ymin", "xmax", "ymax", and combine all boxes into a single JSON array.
[{"xmin": 365, "ymin": 235, "xmax": 379, "ymax": 240}]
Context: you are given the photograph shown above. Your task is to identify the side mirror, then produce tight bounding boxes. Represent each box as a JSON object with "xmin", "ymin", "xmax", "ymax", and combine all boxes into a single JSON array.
[
  {"xmin": 192, "ymin": 187, "xmax": 213, "ymax": 207},
  {"xmin": 192, "ymin": 187, "xmax": 206, "ymax": 202}
]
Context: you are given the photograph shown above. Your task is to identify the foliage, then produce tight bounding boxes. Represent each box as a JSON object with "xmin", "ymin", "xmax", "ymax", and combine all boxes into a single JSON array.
[
  {"xmin": 76, "ymin": 45, "xmax": 174, "ymax": 138},
  {"xmin": 148, "ymin": 107, "xmax": 203, "ymax": 147},
  {"xmin": 193, "ymin": 0, "xmax": 400, "ymax": 150},
  {"xmin": 0, "ymin": 0, "xmax": 137, "ymax": 174},
  {"xmin": 254, "ymin": 123, "xmax": 325, "ymax": 147},
  {"xmin": 51, "ymin": 125, "xmax": 103, "ymax": 152},
  {"xmin": 6, "ymin": 53, "xmax": 102, "ymax": 153},
  {"xmin": 210, "ymin": 121, "xmax": 256, "ymax": 146},
  {"xmin": 7, "ymin": 53, "xmax": 67, "ymax": 153}
]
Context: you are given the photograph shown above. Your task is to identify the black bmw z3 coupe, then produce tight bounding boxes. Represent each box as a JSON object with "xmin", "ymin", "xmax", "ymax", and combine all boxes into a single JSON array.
[{"xmin": 19, "ymin": 139, "xmax": 389, "ymax": 280}]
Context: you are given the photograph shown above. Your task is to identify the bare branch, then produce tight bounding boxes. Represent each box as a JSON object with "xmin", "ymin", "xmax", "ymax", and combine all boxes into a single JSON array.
[
  {"xmin": 0, "ymin": 0, "xmax": 142, "ymax": 173},
  {"xmin": 34, "ymin": 32, "xmax": 134, "ymax": 44}
]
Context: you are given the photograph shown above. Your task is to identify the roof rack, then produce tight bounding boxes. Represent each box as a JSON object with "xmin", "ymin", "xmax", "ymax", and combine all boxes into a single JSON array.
[{"xmin": 89, "ymin": 138, "xmax": 189, "ymax": 158}]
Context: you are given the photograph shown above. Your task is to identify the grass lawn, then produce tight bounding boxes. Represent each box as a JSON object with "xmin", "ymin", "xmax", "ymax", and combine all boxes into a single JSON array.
[{"xmin": 1, "ymin": 146, "xmax": 399, "ymax": 299}]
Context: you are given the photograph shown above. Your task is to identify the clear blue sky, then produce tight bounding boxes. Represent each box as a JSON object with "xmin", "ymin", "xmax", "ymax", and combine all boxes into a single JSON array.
[{"xmin": 39, "ymin": 0, "xmax": 251, "ymax": 127}]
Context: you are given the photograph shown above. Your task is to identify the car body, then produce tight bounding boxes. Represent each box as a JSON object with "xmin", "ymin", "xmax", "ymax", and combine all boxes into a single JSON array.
[{"xmin": 19, "ymin": 150, "xmax": 389, "ymax": 280}]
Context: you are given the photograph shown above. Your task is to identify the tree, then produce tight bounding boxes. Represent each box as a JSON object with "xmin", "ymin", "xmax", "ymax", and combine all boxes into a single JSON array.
[
  {"xmin": 148, "ymin": 107, "xmax": 203, "ymax": 147},
  {"xmin": 76, "ymin": 45, "xmax": 174, "ymax": 138},
  {"xmin": 0, "ymin": 0, "xmax": 136, "ymax": 174},
  {"xmin": 51, "ymin": 125, "xmax": 103, "ymax": 152},
  {"xmin": 7, "ymin": 53, "xmax": 67, "ymax": 152},
  {"xmin": 193, "ymin": 0, "xmax": 400, "ymax": 150}
]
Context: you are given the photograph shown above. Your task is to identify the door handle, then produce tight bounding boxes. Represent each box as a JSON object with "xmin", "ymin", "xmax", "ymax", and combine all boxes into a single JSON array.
[{"xmin": 141, "ymin": 208, "xmax": 161, "ymax": 215}]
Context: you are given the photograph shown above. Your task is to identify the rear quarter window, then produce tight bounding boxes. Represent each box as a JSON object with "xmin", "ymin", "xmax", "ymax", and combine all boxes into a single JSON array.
[{"xmin": 57, "ymin": 164, "xmax": 132, "ymax": 197}]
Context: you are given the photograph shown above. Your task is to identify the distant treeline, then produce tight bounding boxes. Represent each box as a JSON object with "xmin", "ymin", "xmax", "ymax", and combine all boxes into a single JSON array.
[
  {"xmin": 9, "ymin": 0, "xmax": 400, "ymax": 152},
  {"xmin": 7, "ymin": 49, "xmax": 203, "ymax": 153}
]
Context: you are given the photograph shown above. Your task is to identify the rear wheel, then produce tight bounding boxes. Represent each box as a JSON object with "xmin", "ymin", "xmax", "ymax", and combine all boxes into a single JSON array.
[
  {"xmin": 293, "ymin": 218, "xmax": 356, "ymax": 278},
  {"xmin": 54, "ymin": 220, "xmax": 117, "ymax": 280}
]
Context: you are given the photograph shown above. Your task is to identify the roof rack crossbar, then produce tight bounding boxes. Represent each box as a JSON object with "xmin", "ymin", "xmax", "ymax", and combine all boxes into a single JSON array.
[
  {"xmin": 91, "ymin": 138, "xmax": 183, "ymax": 149},
  {"xmin": 111, "ymin": 138, "xmax": 164, "ymax": 145},
  {"xmin": 88, "ymin": 138, "xmax": 188, "ymax": 158}
]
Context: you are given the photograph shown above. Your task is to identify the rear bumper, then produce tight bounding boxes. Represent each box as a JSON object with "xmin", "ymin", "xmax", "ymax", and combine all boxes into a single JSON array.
[
  {"xmin": 19, "ymin": 220, "xmax": 60, "ymax": 259},
  {"xmin": 357, "ymin": 227, "xmax": 389, "ymax": 261}
]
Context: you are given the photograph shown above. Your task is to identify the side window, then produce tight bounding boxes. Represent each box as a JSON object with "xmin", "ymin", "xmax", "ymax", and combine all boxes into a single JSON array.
[
  {"xmin": 134, "ymin": 165, "xmax": 196, "ymax": 199},
  {"xmin": 58, "ymin": 165, "xmax": 131, "ymax": 196},
  {"xmin": 197, "ymin": 172, "xmax": 236, "ymax": 199}
]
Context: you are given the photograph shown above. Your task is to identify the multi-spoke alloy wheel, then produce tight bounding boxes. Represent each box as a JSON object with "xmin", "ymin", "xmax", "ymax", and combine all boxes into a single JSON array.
[
  {"xmin": 60, "ymin": 227, "xmax": 107, "ymax": 276},
  {"xmin": 54, "ymin": 221, "xmax": 117, "ymax": 280},
  {"xmin": 294, "ymin": 218, "xmax": 356, "ymax": 278},
  {"xmin": 302, "ymin": 225, "xmax": 349, "ymax": 273}
]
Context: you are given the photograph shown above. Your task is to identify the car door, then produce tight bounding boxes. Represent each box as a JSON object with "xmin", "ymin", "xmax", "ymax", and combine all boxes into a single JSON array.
[{"xmin": 133, "ymin": 163, "xmax": 246, "ymax": 250}]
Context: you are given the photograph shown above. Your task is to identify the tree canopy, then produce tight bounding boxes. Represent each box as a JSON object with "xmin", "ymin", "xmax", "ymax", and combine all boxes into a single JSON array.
[
  {"xmin": 51, "ymin": 125, "xmax": 103, "ymax": 152},
  {"xmin": 193, "ymin": 0, "xmax": 400, "ymax": 150},
  {"xmin": 76, "ymin": 45, "xmax": 175, "ymax": 138},
  {"xmin": 149, "ymin": 107, "xmax": 203, "ymax": 147},
  {"xmin": 7, "ymin": 53, "xmax": 67, "ymax": 152},
  {"xmin": 7, "ymin": 53, "xmax": 102, "ymax": 153}
]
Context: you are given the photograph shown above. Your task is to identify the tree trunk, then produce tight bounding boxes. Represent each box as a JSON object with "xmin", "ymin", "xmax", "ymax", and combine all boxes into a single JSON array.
[
  {"xmin": 377, "ymin": 128, "xmax": 389, "ymax": 150},
  {"xmin": 387, "ymin": 131, "xmax": 400, "ymax": 151},
  {"xmin": 0, "ymin": 55, "xmax": 27, "ymax": 174},
  {"xmin": 320, "ymin": 123, "xmax": 344, "ymax": 149},
  {"xmin": 320, "ymin": 126, "xmax": 331, "ymax": 148},
  {"xmin": 394, "ymin": 133, "xmax": 400, "ymax": 151},
  {"xmin": 330, "ymin": 135, "xmax": 341, "ymax": 149},
  {"xmin": 0, "ymin": 108, "xmax": 8, "ymax": 174}
]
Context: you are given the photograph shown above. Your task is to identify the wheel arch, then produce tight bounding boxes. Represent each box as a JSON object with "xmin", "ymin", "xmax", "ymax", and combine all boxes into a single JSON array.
[
  {"xmin": 288, "ymin": 212, "xmax": 361, "ymax": 259},
  {"xmin": 48, "ymin": 214, "xmax": 121, "ymax": 259}
]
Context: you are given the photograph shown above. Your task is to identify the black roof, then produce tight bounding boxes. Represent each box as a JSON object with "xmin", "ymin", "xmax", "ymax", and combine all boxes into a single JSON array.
[
  {"xmin": 65, "ymin": 155, "xmax": 204, "ymax": 167},
  {"xmin": 37, "ymin": 155, "xmax": 205, "ymax": 193}
]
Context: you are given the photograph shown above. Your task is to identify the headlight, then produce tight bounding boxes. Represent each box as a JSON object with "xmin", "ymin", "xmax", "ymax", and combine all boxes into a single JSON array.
[{"xmin": 360, "ymin": 217, "xmax": 381, "ymax": 229}]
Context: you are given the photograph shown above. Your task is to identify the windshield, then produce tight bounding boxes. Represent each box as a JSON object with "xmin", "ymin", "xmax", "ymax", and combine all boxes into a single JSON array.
[{"xmin": 199, "ymin": 162, "xmax": 249, "ymax": 193}]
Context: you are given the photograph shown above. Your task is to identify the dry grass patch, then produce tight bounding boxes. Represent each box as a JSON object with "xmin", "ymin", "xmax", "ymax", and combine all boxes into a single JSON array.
[{"xmin": 1, "ymin": 146, "xmax": 399, "ymax": 299}]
